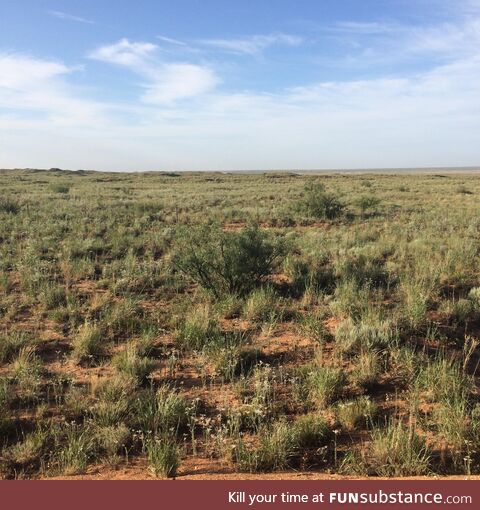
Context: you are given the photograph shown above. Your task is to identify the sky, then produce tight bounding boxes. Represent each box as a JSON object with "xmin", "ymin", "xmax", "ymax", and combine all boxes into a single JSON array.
[{"xmin": 1, "ymin": 0, "xmax": 480, "ymax": 171}]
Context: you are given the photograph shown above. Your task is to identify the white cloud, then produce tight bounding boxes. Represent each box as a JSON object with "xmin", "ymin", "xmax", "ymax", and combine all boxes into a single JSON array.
[
  {"xmin": 49, "ymin": 10, "xmax": 94, "ymax": 24},
  {"xmin": 89, "ymin": 38, "xmax": 218, "ymax": 103},
  {"xmin": 156, "ymin": 35, "xmax": 188, "ymax": 46},
  {"xmin": 324, "ymin": 16, "xmax": 480, "ymax": 69},
  {"xmin": 89, "ymin": 38, "xmax": 157, "ymax": 68},
  {"xmin": 0, "ymin": 53, "xmax": 106, "ymax": 126},
  {"xmin": 0, "ymin": 53, "xmax": 70, "ymax": 89},
  {"xmin": 329, "ymin": 21, "xmax": 397, "ymax": 35},
  {"xmin": 142, "ymin": 63, "xmax": 218, "ymax": 103},
  {"xmin": 199, "ymin": 33, "xmax": 303, "ymax": 55}
]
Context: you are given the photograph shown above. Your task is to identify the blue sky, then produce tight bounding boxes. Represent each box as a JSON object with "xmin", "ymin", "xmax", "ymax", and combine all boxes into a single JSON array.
[{"xmin": 1, "ymin": 0, "xmax": 480, "ymax": 170}]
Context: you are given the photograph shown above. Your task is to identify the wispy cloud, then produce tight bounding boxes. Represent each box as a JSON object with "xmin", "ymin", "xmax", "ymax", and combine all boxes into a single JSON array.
[
  {"xmin": 89, "ymin": 38, "xmax": 218, "ymax": 103},
  {"xmin": 49, "ymin": 10, "xmax": 94, "ymax": 24},
  {"xmin": 199, "ymin": 33, "xmax": 303, "ymax": 55},
  {"xmin": 329, "ymin": 21, "xmax": 398, "ymax": 35},
  {"xmin": 0, "ymin": 53, "xmax": 105, "ymax": 126},
  {"xmin": 89, "ymin": 39, "xmax": 157, "ymax": 68},
  {"xmin": 156, "ymin": 35, "xmax": 188, "ymax": 46}
]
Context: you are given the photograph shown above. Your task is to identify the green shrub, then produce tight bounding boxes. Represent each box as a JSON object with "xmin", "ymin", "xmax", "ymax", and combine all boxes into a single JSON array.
[
  {"xmin": 0, "ymin": 197, "xmax": 20, "ymax": 214},
  {"xmin": 334, "ymin": 318, "xmax": 398, "ymax": 355},
  {"xmin": 95, "ymin": 423, "xmax": 130, "ymax": 461},
  {"xmin": 213, "ymin": 347, "xmax": 262, "ymax": 381},
  {"xmin": 1, "ymin": 427, "xmax": 51, "ymax": 476},
  {"xmin": 355, "ymin": 195, "xmax": 381, "ymax": 215},
  {"xmin": 336, "ymin": 253, "xmax": 390, "ymax": 288},
  {"xmin": 297, "ymin": 365, "xmax": 346, "ymax": 408},
  {"xmin": 11, "ymin": 346, "xmax": 42, "ymax": 399},
  {"xmin": 468, "ymin": 287, "xmax": 480, "ymax": 309},
  {"xmin": 284, "ymin": 255, "xmax": 335, "ymax": 296},
  {"xmin": 356, "ymin": 421, "xmax": 430, "ymax": 476},
  {"xmin": 297, "ymin": 183, "xmax": 344, "ymax": 220},
  {"xmin": 416, "ymin": 356, "xmax": 472, "ymax": 404},
  {"xmin": 91, "ymin": 377, "xmax": 133, "ymax": 427},
  {"xmin": 0, "ymin": 330, "xmax": 30, "ymax": 363},
  {"xmin": 49, "ymin": 183, "xmax": 70, "ymax": 194},
  {"xmin": 350, "ymin": 351, "xmax": 381, "ymax": 389},
  {"xmin": 134, "ymin": 386, "xmax": 191, "ymax": 435},
  {"xmin": 63, "ymin": 385, "xmax": 93, "ymax": 420},
  {"xmin": 291, "ymin": 414, "xmax": 330, "ymax": 448},
  {"xmin": 174, "ymin": 223, "xmax": 286, "ymax": 298},
  {"xmin": 72, "ymin": 322, "xmax": 104, "ymax": 363},
  {"xmin": 243, "ymin": 286, "xmax": 281, "ymax": 323},
  {"xmin": 0, "ymin": 379, "xmax": 11, "ymax": 434},
  {"xmin": 145, "ymin": 435, "xmax": 179, "ymax": 478},
  {"xmin": 335, "ymin": 396, "xmax": 378, "ymax": 431},
  {"xmin": 175, "ymin": 305, "xmax": 222, "ymax": 351},
  {"xmin": 234, "ymin": 421, "xmax": 296, "ymax": 472},
  {"xmin": 112, "ymin": 344, "xmax": 156, "ymax": 385},
  {"xmin": 53, "ymin": 423, "xmax": 95, "ymax": 475},
  {"xmin": 105, "ymin": 298, "xmax": 143, "ymax": 338},
  {"xmin": 38, "ymin": 282, "xmax": 67, "ymax": 310},
  {"xmin": 297, "ymin": 312, "xmax": 328, "ymax": 344}
]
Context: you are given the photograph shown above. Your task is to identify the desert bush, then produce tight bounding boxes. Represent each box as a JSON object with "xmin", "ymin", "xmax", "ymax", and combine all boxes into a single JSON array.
[
  {"xmin": 330, "ymin": 279, "xmax": 372, "ymax": 319},
  {"xmin": 291, "ymin": 414, "xmax": 330, "ymax": 448},
  {"xmin": 433, "ymin": 393, "xmax": 469, "ymax": 455},
  {"xmin": 335, "ymin": 396, "xmax": 378, "ymax": 431},
  {"xmin": 297, "ymin": 312, "xmax": 328, "ymax": 344},
  {"xmin": 389, "ymin": 345, "xmax": 421, "ymax": 385},
  {"xmin": 355, "ymin": 195, "xmax": 381, "ymax": 216},
  {"xmin": 297, "ymin": 365, "xmax": 345, "ymax": 408},
  {"xmin": 136, "ymin": 328, "xmax": 158, "ymax": 357},
  {"xmin": 242, "ymin": 286, "xmax": 282, "ymax": 323},
  {"xmin": 72, "ymin": 322, "xmax": 104, "ymax": 363},
  {"xmin": 11, "ymin": 346, "xmax": 42, "ymax": 398},
  {"xmin": 334, "ymin": 317, "xmax": 398, "ymax": 355},
  {"xmin": 0, "ymin": 196, "xmax": 20, "ymax": 214},
  {"xmin": 63, "ymin": 385, "xmax": 93, "ymax": 420},
  {"xmin": 91, "ymin": 377, "xmax": 133, "ymax": 427},
  {"xmin": 350, "ymin": 351, "xmax": 381, "ymax": 389},
  {"xmin": 284, "ymin": 255, "xmax": 335, "ymax": 296},
  {"xmin": 468, "ymin": 287, "xmax": 480, "ymax": 309},
  {"xmin": 112, "ymin": 344, "xmax": 156, "ymax": 385},
  {"xmin": 336, "ymin": 253, "xmax": 390, "ymax": 288},
  {"xmin": 38, "ymin": 282, "xmax": 67, "ymax": 310},
  {"xmin": 175, "ymin": 305, "xmax": 222, "ymax": 351},
  {"xmin": 214, "ymin": 347, "xmax": 262, "ymax": 381},
  {"xmin": 344, "ymin": 421, "xmax": 430, "ymax": 476},
  {"xmin": 95, "ymin": 423, "xmax": 130, "ymax": 462},
  {"xmin": 144, "ymin": 435, "xmax": 179, "ymax": 478},
  {"xmin": 297, "ymin": 183, "xmax": 344, "ymax": 219},
  {"xmin": 0, "ymin": 379, "xmax": 11, "ymax": 434},
  {"xmin": 0, "ymin": 330, "xmax": 30, "ymax": 363},
  {"xmin": 1, "ymin": 427, "xmax": 51, "ymax": 477},
  {"xmin": 174, "ymin": 223, "xmax": 286, "ymax": 298},
  {"xmin": 234, "ymin": 421, "xmax": 296, "ymax": 472},
  {"xmin": 416, "ymin": 355, "xmax": 472, "ymax": 404},
  {"xmin": 134, "ymin": 385, "xmax": 191, "ymax": 435},
  {"xmin": 53, "ymin": 423, "xmax": 95, "ymax": 475},
  {"xmin": 49, "ymin": 183, "xmax": 70, "ymax": 194},
  {"xmin": 439, "ymin": 298, "xmax": 474, "ymax": 326},
  {"xmin": 105, "ymin": 298, "xmax": 143, "ymax": 339},
  {"xmin": 400, "ymin": 278, "xmax": 432, "ymax": 329}
]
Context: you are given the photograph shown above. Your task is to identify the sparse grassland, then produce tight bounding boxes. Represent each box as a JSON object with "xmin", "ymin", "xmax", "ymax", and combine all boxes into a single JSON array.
[{"xmin": 1, "ymin": 168, "xmax": 480, "ymax": 479}]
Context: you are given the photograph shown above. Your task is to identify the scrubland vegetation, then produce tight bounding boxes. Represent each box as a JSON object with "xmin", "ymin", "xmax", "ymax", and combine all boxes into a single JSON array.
[{"xmin": 1, "ymin": 168, "xmax": 480, "ymax": 478}]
